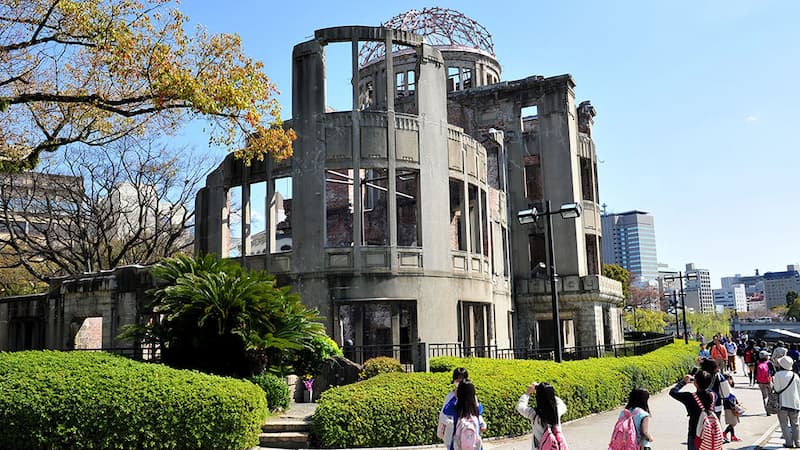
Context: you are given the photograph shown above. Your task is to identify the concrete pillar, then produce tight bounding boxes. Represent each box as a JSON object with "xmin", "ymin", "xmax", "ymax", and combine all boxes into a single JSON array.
[
  {"xmin": 537, "ymin": 81, "xmax": 585, "ymax": 277},
  {"xmin": 241, "ymin": 162, "xmax": 251, "ymax": 262},
  {"xmin": 292, "ymin": 39, "xmax": 327, "ymax": 272},
  {"xmin": 415, "ymin": 45, "xmax": 450, "ymax": 272}
]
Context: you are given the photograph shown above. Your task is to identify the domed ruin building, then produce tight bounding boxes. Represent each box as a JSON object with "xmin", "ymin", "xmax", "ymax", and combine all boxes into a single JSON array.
[{"xmin": 195, "ymin": 8, "xmax": 624, "ymax": 366}]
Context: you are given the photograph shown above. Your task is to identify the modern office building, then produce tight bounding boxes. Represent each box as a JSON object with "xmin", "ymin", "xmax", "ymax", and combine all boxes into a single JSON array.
[
  {"xmin": 601, "ymin": 210, "xmax": 658, "ymax": 283},
  {"xmin": 712, "ymin": 284, "xmax": 747, "ymax": 312},
  {"xmin": 721, "ymin": 270, "xmax": 764, "ymax": 297},
  {"xmin": 763, "ymin": 265, "xmax": 800, "ymax": 309},
  {"xmin": 684, "ymin": 263, "xmax": 714, "ymax": 314}
]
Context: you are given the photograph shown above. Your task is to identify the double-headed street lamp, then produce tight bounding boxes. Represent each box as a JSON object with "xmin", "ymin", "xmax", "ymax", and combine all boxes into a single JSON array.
[
  {"xmin": 517, "ymin": 200, "xmax": 583, "ymax": 363},
  {"xmin": 661, "ymin": 271, "xmax": 698, "ymax": 344}
]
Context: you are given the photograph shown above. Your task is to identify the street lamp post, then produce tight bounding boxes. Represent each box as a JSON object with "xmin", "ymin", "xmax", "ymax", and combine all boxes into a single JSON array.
[
  {"xmin": 517, "ymin": 200, "xmax": 582, "ymax": 363},
  {"xmin": 661, "ymin": 271, "xmax": 697, "ymax": 345}
]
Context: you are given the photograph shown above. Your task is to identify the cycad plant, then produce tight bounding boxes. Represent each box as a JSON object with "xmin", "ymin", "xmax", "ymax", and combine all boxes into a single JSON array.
[{"xmin": 124, "ymin": 254, "xmax": 326, "ymax": 377}]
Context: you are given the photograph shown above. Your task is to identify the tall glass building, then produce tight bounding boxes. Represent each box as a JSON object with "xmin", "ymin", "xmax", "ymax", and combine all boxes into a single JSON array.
[{"xmin": 601, "ymin": 210, "xmax": 659, "ymax": 283}]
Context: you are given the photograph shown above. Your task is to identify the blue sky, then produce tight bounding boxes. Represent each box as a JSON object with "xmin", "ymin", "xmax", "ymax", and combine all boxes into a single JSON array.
[{"xmin": 178, "ymin": 0, "xmax": 800, "ymax": 288}]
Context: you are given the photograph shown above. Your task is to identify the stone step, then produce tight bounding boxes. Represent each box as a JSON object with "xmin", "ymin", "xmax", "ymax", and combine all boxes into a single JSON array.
[
  {"xmin": 259, "ymin": 431, "xmax": 310, "ymax": 449},
  {"xmin": 262, "ymin": 419, "xmax": 312, "ymax": 433}
]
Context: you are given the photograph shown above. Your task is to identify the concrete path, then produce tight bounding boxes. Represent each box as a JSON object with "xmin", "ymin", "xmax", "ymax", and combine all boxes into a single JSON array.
[{"xmin": 485, "ymin": 362, "xmax": 779, "ymax": 450}]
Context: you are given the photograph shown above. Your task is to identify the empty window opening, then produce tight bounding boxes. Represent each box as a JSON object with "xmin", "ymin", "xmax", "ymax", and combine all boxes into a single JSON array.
[
  {"xmin": 227, "ymin": 185, "xmax": 242, "ymax": 258},
  {"xmin": 524, "ymin": 156, "xmax": 543, "ymax": 200},
  {"xmin": 325, "ymin": 169, "xmax": 354, "ymax": 248},
  {"xmin": 396, "ymin": 170, "xmax": 419, "ymax": 247},
  {"xmin": 447, "ymin": 67, "xmax": 461, "ymax": 92},
  {"xmin": 339, "ymin": 302, "xmax": 417, "ymax": 365},
  {"xmin": 521, "ymin": 105, "xmax": 538, "ymax": 119},
  {"xmin": 358, "ymin": 79, "xmax": 375, "ymax": 110},
  {"xmin": 247, "ymin": 181, "xmax": 266, "ymax": 256},
  {"xmin": 480, "ymin": 190, "xmax": 489, "ymax": 256},
  {"xmin": 324, "ymin": 43, "xmax": 356, "ymax": 112},
  {"xmin": 449, "ymin": 179, "xmax": 466, "ymax": 251},
  {"xmin": 361, "ymin": 168, "xmax": 388, "ymax": 245},
  {"xmin": 270, "ymin": 177, "xmax": 292, "ymax": 253},
  {"xmin": 468, "ymin": 184, "xmax": 480, "ymax": 253},
  {"xmin": 586, "ymin": 235, "xmax": 599, "ymax": 275},
  {"xmin": 462, "ymin": 68, "xmax": 473, "ymax": 89},
  {"xmin": 528, "ymin": 232, "xmax": 546, "ymax": 271},
  {"xmin": 407, "ymin": 70, "xmax": 416, "ymax": 92},
  {"xmin": 580, "ymin": 157, "xmax": 595, "ymax": 201}
]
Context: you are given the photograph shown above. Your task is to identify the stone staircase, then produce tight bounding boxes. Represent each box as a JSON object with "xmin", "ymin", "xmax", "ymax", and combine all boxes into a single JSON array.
[{"xmin": 258, "ymin": 402, "xmax": 316, "ymax": 449}]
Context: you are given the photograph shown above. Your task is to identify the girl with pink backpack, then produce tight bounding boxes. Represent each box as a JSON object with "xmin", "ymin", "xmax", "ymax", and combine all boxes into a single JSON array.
[
  {"xmin": 608, "ymin": 388, "xmax": 653, "ymax": 450},
  {"xmin": 516, "ymin": 382, "xmax": 568, "ymax": 449}
]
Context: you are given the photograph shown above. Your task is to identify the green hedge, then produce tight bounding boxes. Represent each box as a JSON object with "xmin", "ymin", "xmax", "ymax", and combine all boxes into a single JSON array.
[
  {"xmin": 0, "ymin": 351, "xmax": 268, "ymax": 450},
  {"xmin": 251, "ymin": 372, "xmax": 291, "ymax": 411},
  {"xmin": 312, "ymin": 341, "xmax": 695, "ymax": 448}
]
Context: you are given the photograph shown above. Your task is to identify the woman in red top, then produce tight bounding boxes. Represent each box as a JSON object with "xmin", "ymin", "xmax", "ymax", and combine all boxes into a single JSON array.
[{"xmin": 710, "ymin": 337, "xmax": 728, "ymax": 372}]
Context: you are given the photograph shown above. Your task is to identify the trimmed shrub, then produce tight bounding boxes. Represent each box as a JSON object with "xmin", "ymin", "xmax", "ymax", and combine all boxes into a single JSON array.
[
  {"xmin": 312, "ymin": 341, "xmax": 695, "ymax": 447},
  {"xmin": 0, "ymin": 351, "xmax": 267, "ymax": 450},
  {"xmin": 251, "ymin": 372, "xmax": 291, "ymax": 411},
  {"xmin": 360, "ymin": 356, "xmax": 404, "ymax": 380}
]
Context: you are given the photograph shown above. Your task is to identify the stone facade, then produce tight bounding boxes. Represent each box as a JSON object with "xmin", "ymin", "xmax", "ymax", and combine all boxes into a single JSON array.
[{"xmin": 193, "ymin": 12, "xmax": 624, "ymax": 361}]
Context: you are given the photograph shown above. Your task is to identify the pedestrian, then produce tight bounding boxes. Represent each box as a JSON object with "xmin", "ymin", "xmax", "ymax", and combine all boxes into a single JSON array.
[
  {"xmin": 756, "ymin": 350, "xmax": 776, "ymax": 415},
  {"xmin": 670, "ymin": 370, "xmax": 716, "ymax": 450},
  {"xmin": 451, "ymin": 380, "xmax": 487, "ymax": 450},
  {"xmin": 441, "ymin": 372, "xmax": 486, "ymax": 450},
  {"xmin": 773, "ymin": 341, "xmax": 788, "ymax": 365},
  {"xmin": 701, "ymin": 358, "xmax": 729, "ymax": 420},
  {"xmin": 438, "ymin": 367, "xmax": 469, "ymax": 449},
  {"xmin": 721, "ymin": 374, "xmax": 742, "ymax": 442},
  {"xmin": 609, "ymin": 387, "xmax": 654, "ymax": 450},
  {"xmin": 743, "ymin": 340, "xmax": 757, "ymax": 386},
  {"xmin": 788, "ymin": 343, "xmax": 800, "ymax": 373},
  {"xmin": 697, "ymin": 343, "xmax": 710, "ymax": 362},
  {"xmin": 725, "ymin": 339, "xmax": 738, "ymax": 373},
  {"xmin": 516, "ymin": 382, "xmax": 568, "ymax": 449},
  {"xmin": 710, "ymin": 336, "xmax": 728, "ymax": 372},
  {"xmin": 774, "ymin": 355, "xmax": 800, "ymax": 448}
]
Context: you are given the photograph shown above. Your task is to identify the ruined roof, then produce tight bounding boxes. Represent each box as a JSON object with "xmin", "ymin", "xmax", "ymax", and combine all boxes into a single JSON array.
[{"xmin": 359, "ymin": 7, "xmax": 494, "ymax": 66}]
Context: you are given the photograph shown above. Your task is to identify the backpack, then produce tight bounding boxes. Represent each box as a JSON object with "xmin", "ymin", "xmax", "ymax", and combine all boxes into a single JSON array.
[
  {"xmin": 744, "ymin": 348, "xmax": 755, "ymax": 364},
  {"xmin": 456, "ymin": 415, "xmax": 481, "ymax": 450},
  {"xmin": 756, "ymin": 361, "xmax": 771, "ymax": 384},
  {"xmin": 692, "ymin": 393, "xmax": 724, "ymax": 450},
  {"xmin": 607, "ymin": 409, "xmax": 639, "ymax": 450},
  {"xmin": 540, "ymin": 424, "xmax": 569, "ymax": 450}
]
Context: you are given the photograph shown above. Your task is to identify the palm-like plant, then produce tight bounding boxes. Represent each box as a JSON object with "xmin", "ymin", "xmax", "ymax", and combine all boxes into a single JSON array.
[{"xmin": 124, "ymin": 254, "xmax": 326, "ymax": 376}]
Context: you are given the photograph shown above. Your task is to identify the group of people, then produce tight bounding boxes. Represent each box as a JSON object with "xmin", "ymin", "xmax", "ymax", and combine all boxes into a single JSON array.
[
  {"xmin": 436, "ymin": 367, "xmax": 652, "ymax": 450},
  {"xmin": 436, "ymin": 337, "xmax": 800, "ymax": 449}
]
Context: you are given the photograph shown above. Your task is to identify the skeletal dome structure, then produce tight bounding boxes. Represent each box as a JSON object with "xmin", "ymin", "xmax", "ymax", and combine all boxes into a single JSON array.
[{"xmin": 358, "ymin": 8, "xmax": 502, "ymax": 114}]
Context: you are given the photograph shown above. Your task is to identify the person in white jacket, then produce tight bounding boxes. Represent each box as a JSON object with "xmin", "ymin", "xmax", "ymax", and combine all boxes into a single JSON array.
[
  {"xmin": 516, "ymin": 382, "xmax": 567, "ymax": 449},
  {"xmin": 774, "ymin": 355, "xmax": 800, "ymax": 448}
]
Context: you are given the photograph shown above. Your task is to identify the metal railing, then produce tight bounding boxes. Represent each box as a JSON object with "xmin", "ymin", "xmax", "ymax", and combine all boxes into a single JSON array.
[
  {"xmin": 429, "ymin": 335, "xmax": 674, "ymax": 363},
  {"xmin": 70, "ymin": 346, "xmax": 160, "ymax": 362}
]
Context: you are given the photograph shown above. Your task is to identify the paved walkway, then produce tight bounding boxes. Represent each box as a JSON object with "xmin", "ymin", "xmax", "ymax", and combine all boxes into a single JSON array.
[{"xmin": 485, "ymin": 362, "xmax": 779, "ymax": 450}]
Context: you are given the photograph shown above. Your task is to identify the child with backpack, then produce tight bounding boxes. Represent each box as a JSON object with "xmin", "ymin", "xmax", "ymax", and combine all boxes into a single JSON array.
[
  {"xmin": 442, "ymin": 377, "xmax": 486, "ymax": 450},
  {"xmin": 438, "ymin": 368, "xmax": 469, "ymax": 449},
  {"xmin": 721, "ymin": 374, "xmax": 742, "ymax": 442},
  {"xmin": 608, "ymin": 388, "xmax": 654, "ymax": 450},
  {"xmin": 451, "ymin": 380, "xmax": 487, "ymax": 450},
  {"xmin": 670, "ymin": 370, "xmax": 724, "ymax": 450},
  {"xmin": 516, "ymin": 382, "xmax": 568, "ymax": 450}
]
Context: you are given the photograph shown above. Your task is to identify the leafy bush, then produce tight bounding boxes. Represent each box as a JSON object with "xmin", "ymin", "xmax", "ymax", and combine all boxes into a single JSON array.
[
  {"xmin": 0, "ymin": 351, "xmax": 267, "ymax": 450},
  {"xmin": 251, "ymin": 372, "xmax": 291, "ymax": 411},
  {"xmin": 268, "ymin": 334, "xmax": 343, "ymax": 377},
  {"xmin": 360, "ymin": 356, "xmax": 404, "ymax": 380},
  {"xmin": 122, "ymin": 254, "xmax": 326, "ymax": 377},
  {"xmin": 312, "ymin": 341, "xmax": 695, "ymax": 447}
]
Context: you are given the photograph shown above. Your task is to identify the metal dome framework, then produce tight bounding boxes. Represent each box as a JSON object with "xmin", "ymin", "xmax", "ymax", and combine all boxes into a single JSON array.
[{"xmin": 359, "ymin": 7, "xmax": 495, "ymax": 67}]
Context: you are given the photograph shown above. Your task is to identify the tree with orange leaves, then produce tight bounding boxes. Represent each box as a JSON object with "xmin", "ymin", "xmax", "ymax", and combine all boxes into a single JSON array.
[{"xmin": 0, "ymin": 0, "xmax": 295, "ymax": 171}]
